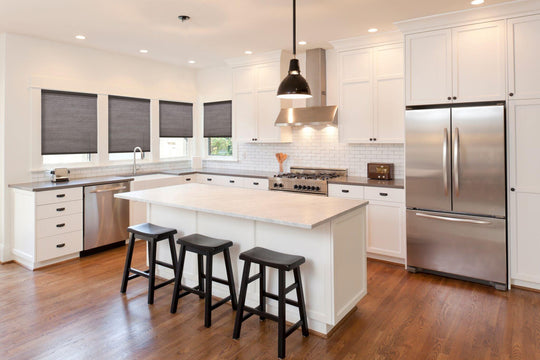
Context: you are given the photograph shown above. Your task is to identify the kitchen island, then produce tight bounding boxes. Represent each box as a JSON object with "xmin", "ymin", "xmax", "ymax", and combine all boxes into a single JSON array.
[{"xmin": 116, "ymin": 183, "xmax": 368, "ymax": 335}]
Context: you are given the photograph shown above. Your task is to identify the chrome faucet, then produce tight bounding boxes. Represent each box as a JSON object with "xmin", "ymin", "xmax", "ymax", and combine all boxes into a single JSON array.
[{"xmin": 133, "ymin": 147, "xmax": 143, "ymax": 175}]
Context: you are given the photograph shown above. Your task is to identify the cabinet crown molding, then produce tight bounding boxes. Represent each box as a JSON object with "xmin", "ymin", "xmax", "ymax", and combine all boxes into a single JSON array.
[
  {"xmin": 330, "ymin": 31, "xmax": 403, "ymax": 52},
  {"xmin": 395, "ymin": 0, "xmax": 540, "ymax": 34},
  {"xmin": 225, "ymin": 50, "xmax": 283, "ymax": 67}
]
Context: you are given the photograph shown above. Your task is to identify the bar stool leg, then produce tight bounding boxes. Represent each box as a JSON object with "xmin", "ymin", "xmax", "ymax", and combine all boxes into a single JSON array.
[
  {"xmin": 197, "ymin": 254, "xmax": 205, "ymax": 299},
  {"xmin": 147, "ymin": 240, "xmax": 157, "ymax": 304},
  {"xmin": 233, "ymin": 260, "xmax": 251, "ymax": 339},
  {"xmin": 120, "ymin": 233, "xmax": 136, "ymax": 293},
  {"xmin": 294, "ymin": 267, "xmax": 309, "ymax": 337},
  {"xmin": 168, "ymin": 234, "xmax": 178, "ymax": 276},
  {"xmin": 223, "ymin": 248, "xmax": 238, "ymax": 310},
  {"xmin": 259, "ymin": 264, "xmax": 266, "ymax": 320},
  {"xmin": 204, "ymin": 254, "xmax": 213, "ymax": 328},
  {"xmin": 170, "ymin": 246, "xmax": 187, "ymax": 313},
  {"xmin": 278, "ymin": 269, "xmax": 286, "ymax": 359}
]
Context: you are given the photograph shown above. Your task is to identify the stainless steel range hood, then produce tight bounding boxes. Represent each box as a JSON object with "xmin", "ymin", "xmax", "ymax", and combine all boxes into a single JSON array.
[{"xmin": 275, "ymin": 48, "xmax": 338, "ymax": 127}]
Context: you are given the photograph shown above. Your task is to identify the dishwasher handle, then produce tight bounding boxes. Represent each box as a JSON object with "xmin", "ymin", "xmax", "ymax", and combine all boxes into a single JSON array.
[{"xmin": 89, "ymin": 186, "xmax": 127, "ymax": 194}]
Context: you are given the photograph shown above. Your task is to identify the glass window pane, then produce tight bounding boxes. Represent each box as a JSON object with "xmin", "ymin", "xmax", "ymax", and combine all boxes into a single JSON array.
[
  {"xmin": 160, "ymin": 138, "xmax": 188, "ymax": 159},
  {"xmin": 108, "ymin": 152, "xmax": 145, "ymax": 161},
  {"xmin": 208, "ymin": 137, "xmax": 232, "ymax": 156}
]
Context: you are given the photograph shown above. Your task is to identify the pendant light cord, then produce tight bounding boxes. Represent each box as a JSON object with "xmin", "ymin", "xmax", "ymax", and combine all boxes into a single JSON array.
[{"xmin": 293, "ymin": 0, "xmax": 296, "ymax": 57}]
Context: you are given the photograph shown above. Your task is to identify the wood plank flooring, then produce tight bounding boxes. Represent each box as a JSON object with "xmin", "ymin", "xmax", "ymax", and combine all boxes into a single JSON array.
[{"xmin": 2, "ymin": 242, "xmax": 540, "ymax": 359}]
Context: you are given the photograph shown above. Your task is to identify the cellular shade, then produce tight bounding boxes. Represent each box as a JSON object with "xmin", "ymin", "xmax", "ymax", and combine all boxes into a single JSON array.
[
  {"xmin": 108, "ymin": 95, "xmax": 151, "ymax": 153},
  {"xmin": 159, "ymin": 101, "xmax": 193, "ymax": 138},
  {"xmin": 203, "ymin": 100, "xmax": 232, "ymax": 138},
  {"xmin": 41, "ymin": 90, "xmax": 98, "ymax": 155}
]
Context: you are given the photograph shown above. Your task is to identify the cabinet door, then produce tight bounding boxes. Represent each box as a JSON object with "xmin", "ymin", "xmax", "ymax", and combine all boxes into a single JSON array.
[
  {"xmin": 339, "ymin": 49, "xmax": 373, "ymax": 143},
  {"xmin": 452, "ymin": 20, "xmax": 506, "ymax": 103},
  {"xmin": 509, "ymin": 100, "xmax": 540, "ymax": 287},
  {"xmin": 233, "ymin": 92, "xmax": 256, "ymax": 142},
  {"xmin": 256, "ymin": 89, "xmax": 286, "ymax": 142},
  {"xmin": 508, "ymin": 14, "xmax": 540, "ymax": 100},
  {"xmin": 405, "ymin": 29, "xmax": 452, "ymax": 105},
  {"xmin": 367, "ymin": 202, "xmax": 405, "ymax": 260},
  {"xmin": 373, "ymin": 44, "xmax": 404, "ymax": 143}
]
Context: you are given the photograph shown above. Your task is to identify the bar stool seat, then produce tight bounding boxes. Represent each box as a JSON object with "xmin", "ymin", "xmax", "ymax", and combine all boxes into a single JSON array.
[
  {"xmin": 120, "ymin": 223, "xmax": 178, "ymax": 305},
  {"xmin": 233, "ymin": 247, "xmax": 309, "ymax": 359},
  {"xmin": 170, "ymin": 233, "xmax": 237, "ymax": 328}
]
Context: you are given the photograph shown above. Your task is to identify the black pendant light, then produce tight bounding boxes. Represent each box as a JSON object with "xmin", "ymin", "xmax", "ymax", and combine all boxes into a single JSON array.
[{"xmin": 277, "ymin": 0, "xmax": 312, "ymax": 99}]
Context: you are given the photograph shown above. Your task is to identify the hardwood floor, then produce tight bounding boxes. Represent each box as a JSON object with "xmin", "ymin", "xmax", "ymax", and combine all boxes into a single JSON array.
[{"xmin": 2, "ymin": 242, "xmax": 540, "ymax": 360}]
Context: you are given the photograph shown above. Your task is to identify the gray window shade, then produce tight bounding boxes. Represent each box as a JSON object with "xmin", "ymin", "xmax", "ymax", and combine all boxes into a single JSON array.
[
  {"xmin": 41, "ymin": 90, "xmax": 98, "ymax": 155},
  {"xmin": 159, "ymin": 101, "xmax": 193, "ymax": 138},
  {"xmin": 204, "ymin": 100, "xmax": 232, "ymax": 138},
  {"xmin": 108, "ymin": 95, "xmax": 151, "ymax": 153}
]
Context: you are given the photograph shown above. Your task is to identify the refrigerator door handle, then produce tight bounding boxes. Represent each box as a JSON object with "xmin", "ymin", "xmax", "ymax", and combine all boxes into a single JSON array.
[
  {"xmin": 443, "ymin": 128, "xmax": 449, "ymax": 196},
  {"xmin": 415, "ymin": 212, "xmax": 491, "ymax": 225},
  {"xmin": 453, "ymin": 127, "xmax": 460, "ymax": 197}
]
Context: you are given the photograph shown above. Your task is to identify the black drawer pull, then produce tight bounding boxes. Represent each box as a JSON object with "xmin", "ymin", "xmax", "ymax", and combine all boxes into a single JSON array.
[
  {"xmin": 379, "ymin": 193, "xmax": 388, "ymax": 197},
  {"xmin": 56, "ymin": 207, "xmax": 66, "ymax": 212},
  {"xmin": 56, "ymin": 223, "xmax": 66, "ymax": 228},
  {"xmin": 229, "ymin": 180, "xmax": 235, "ymax": 183},
  {"xmin": 253, "ymin": 182, "xmax": 259, "ymax": 186},
  {"xmin": 56, "ymin": 194, "xmax": 66, "ymax": 198},
  {"xmin": 186, "ymin": 178, "xmax": 191, "ymax": 181},
  {"xmin": 342, "ymin": 189, "xmax": 350, "ymax": 193},
  {"xmin": 56, "ymin": 243, "xmax": 66, "ymax": 248},
  {"xmin": 207, "ymin": 178, "xmax": 212, "ymax": 181}
]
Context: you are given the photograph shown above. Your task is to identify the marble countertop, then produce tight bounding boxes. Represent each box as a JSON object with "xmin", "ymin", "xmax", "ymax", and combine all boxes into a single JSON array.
[
  {"xmin": 115, "ymin": 183, "xmax": 368, "ymax": 229},
  {"xmin": 329, "ymin": 176, "xmax": 404, "ymax": 189},
  {"xmin": 9, "ymin": 176, "xmax": 134, "ymax": 192}
]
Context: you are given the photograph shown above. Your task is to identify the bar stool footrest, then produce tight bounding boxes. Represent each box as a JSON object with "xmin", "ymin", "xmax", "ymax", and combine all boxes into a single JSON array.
[
  {"xmin": 262, "ymin": 291, "xmax": 300, "ymax": 307},
  {"xmin": 211, "ymin": 296, "xmax": 232, "ymax": 310},
  {"xmin": 200, "ymin": 274, "xmax": 231, "ymax": 286},
  {"xmin": 155, "ymin": 260, "xmax": 175, "ymax": 270},
  {"xmin": 130, "ymin": 268, "xmax": 150, "ymax": 278},
  {"xmin": 285, "ymin": 320, "xmax": 304, "ymax": 338},
  {"xmin": 154, "ymin": 278, "xmax": 175, "ymax": 290},
  {"xmin": 242, "ymin": 305, "xmax": 279, "ymax": 323}
]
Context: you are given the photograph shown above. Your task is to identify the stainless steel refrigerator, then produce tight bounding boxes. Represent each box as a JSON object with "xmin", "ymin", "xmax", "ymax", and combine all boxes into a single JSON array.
[{"xmin": 405, "ymin": 102, "xmax": 507, "ymax": 290}]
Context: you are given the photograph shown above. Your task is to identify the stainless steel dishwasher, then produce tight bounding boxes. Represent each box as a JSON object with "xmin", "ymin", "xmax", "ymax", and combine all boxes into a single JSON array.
[{"xmin": 83, "ymin": 182, "xmax": 130, "ymax": 254}]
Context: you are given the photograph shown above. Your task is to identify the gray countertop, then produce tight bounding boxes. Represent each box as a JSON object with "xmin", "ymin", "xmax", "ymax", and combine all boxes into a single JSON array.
[
  {"xmin": 328, "ymin": 176, "xmax": 404, "ymax": 189},
  {"xmin": 9, "ymin": 176, "xmax": 134, "ymax": 192}
]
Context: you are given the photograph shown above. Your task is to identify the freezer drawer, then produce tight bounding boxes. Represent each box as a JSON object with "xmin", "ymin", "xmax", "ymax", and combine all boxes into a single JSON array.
[{"xmin": 406, "ymin": 210, "xmax": 507, "ymax": 285}]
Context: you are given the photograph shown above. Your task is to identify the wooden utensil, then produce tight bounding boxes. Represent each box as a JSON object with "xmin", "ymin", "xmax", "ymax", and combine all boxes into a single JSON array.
[{"xmin": 275, "ymin": 153, "xmax": 288, "ymax": 173}]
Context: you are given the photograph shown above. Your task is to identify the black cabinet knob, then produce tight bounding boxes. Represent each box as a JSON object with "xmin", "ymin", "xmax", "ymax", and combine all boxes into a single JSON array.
[
  {"xmin": 373, "ymin": 138, "xmax": 377, "ymax": 141},
  {"xmin": 447, "ymin": 97, "xmax": 452, "ymax": 100},
  {"xmin": 511, "ymin": 188, "xmax": 516, "ymax": 192},
  {"xmin": 56, "ymin": 243, "xmax": 66, "ymax": 248},
  {"xmin": 253, "ymin": 182, "xmax": 259, "ymax": 186},
  {"xmin": 509, "ymin": 93, "xmax": 514, "ymax": 97},
  {"xmin": 453, "ymin": 96, "xmax": 457, "ymax": 100}
]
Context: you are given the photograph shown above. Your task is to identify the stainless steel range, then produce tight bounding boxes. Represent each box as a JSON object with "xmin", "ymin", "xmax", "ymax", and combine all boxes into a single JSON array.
[{"xmin": 269, "ymin": 167, "xmax": 347, "ymax": 195}]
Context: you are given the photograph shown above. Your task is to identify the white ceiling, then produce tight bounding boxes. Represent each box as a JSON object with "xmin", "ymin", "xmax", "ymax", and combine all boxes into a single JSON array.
[{"xmin": 0, "ymin": 0, "xmax": 511, "ymax": 68}]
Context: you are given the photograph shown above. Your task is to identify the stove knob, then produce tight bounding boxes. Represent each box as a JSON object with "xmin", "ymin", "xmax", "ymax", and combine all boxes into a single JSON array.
[
  {"xmin": 316, "ymin": 186, "xmax": 321, "ymax": 191},
  {"xmin": 302, "ymin": 185, "xmax": 307, "ymax": 190},
  {"xmin": 307, "ymin": 186, "xmax": 313, "ymax": 191},
  {"xmin": 293, "ymin": 184, "xmax": 298, "ymax": 189},
  {"xmin": 279, "ymin": 183, "xmax": 283, "ymax": 188},
  {"xmin": 274, "ymin": 183, "xmax": 279, "ymax": 188}
]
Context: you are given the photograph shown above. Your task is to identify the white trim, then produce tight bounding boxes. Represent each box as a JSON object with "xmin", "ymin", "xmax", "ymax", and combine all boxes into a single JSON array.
[
  {"xmin": 330, "ymin": 31, "xmax": 403, "ymax": 52},
  {"xmin": 395, "ymin": 0, "xmax": 540, "ymax": 34}
]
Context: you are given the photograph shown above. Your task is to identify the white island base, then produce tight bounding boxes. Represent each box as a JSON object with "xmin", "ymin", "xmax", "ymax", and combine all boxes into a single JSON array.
[{"xmin": 150, "ymin": 205, "xmax": 366, "ymax": 335}]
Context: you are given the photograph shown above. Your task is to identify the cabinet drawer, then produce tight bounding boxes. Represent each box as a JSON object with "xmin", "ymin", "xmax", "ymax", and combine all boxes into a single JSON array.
[
  {"xmin": 328, "ymin": 184, "xmax": 364, "ymax": 199},
  {"xmin": 244, "ymin": 178, "xmax": 269, "ymax": 190},
  {"xmin": 223, "ymin": 176, "xmax": 244, "ymax": 187},
  {"xmin": 36, "ymin": 200, "xmax": 82, "ymax": 220},
  {"xmin": 36, "ymin": 231, "xmax": 83, "ymax": 262},
  {"xmin": 364, "ymin": 187, "xmax": 404, "ymax": 203},
  {"xmin": 36, "ymin": 214, "xmax": 83, "ymax": 238},
  {"xmin": 36, "ymin": 187, "xmax": 82, "ymax": 205},
  {"xmin": 202, "ymin": 175, "xmax": 220, "ymax": 184}
]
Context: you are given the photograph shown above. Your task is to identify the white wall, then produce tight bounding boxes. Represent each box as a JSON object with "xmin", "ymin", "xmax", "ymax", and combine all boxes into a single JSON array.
[
  {"xmin": 0, "ymin": 33, "xmax": 6, "ymax": 261},
  {"xmin": 1, "ymin": 33, "xmax": 198, "ymax": 261}
]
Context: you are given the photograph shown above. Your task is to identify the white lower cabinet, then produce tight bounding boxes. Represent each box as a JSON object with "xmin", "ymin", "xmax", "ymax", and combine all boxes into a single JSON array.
[
  {"xmin": 12, "ymin": 187, "xmax": 83, "ymax": 270},
  {"xmin": 328, "ymin": 183, "xmax": 406, "ymax": 263},
  {"xmin": 243, "ymin": 178, "xmax": 269, "ymax": 190}
]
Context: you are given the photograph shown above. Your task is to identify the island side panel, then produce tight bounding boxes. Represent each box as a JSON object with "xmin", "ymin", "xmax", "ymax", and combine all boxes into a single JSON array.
[{"xmin": 332, "ymin": 207, "xmax": 367, "ymax": 324}]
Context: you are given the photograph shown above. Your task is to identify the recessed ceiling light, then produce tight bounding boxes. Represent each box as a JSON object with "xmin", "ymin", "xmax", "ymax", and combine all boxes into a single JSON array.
[
  {"xmin": 75, "ymin": 35, "xmax": 86, "ymax": 40},
  {"xmin": 188, "ymin": 60, "xmax": 196, "ymax": 64},
  {"xmin": 139, "ymin": 49, "xmax": 148, "ymax": 54},
  {"xmin": 368, "ymin": 28, "xmax": 378, "ymax": 33},
  {"xmin": 244, "ymin": 50, "xmax": 253, "ymax": 55},
  {"xmin": 471, "ymin": 0, "xmax": 484, "ymax": 4},
  {"xmin": 298, "ymin": 41, "xmax": 307, "ymax": 45}
]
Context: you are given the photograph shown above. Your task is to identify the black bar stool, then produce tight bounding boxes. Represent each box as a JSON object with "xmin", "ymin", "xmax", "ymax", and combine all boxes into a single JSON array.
[
  {"xmin": 120, "ymin": 223, "xmax": 178, "ymax": 305},
  {"xmin": 233, "ymin": 247, "xmax": 309, "ymax": 359},
  {"xmin": 170, "ymin": 233, "xmax": 237, "ymax": 328}
]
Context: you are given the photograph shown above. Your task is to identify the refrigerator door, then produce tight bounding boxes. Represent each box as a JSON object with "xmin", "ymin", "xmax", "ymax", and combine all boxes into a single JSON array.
[
  {"xmin": 451, "ymin": 105, "xmax": 506, "ymax": 217},
  {"xmin": 407, "ymin": 210, "xmax": 507, "ymax": 284},
  {"xmin": 406, "ymin": 108, "xmax": 452, "ymax": 212}
]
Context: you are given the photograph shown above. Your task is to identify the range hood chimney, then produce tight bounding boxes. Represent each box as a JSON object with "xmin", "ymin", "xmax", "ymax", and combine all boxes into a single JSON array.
[{"xmin": 275, "ymin": 48, "xmax": 338, "ymax": 127}]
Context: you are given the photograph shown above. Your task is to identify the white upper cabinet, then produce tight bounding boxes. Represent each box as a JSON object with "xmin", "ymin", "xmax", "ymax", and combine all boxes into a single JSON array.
[
  {"xmin": 338, "ymin": 43, "xmax": 404, "ymax": 144},
  {"xmin": 405, "ymin": 29, "xmax": 452, "ymax": 105},
  {"xmin": 508, "ymin": 14, "xmax": 540, "ymax": 100},
  {"xmin": 452, "ymin": 21, "xmax": 506, "ymax": 102},
  {"xmin": 405, "ymin": 20, "xmax": 506, "ymax": 105},
  {"xmin": 231, "ymin": 56, "xmax": 291, "ymax": 143}
]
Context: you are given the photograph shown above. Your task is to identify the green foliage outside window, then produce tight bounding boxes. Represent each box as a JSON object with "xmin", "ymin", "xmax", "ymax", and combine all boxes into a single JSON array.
[{"xmin": 208, "ymin": 137, "xmax": 232, "ymax": 156}]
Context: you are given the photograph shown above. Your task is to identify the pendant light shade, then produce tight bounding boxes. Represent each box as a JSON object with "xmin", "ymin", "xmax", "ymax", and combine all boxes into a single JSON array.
[{"xmin": 277, "ymin": 0, "xmax": 312, "ymax": 99}]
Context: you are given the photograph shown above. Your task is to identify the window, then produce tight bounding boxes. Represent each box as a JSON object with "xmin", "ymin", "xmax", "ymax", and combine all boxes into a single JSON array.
[
  {"xmin": 41, "ymin": 90, "xmax": 98, "ymax": 164},
  {"xmin": 159, "ymin": 101, "xmax": 193, "ymax": 159},
  {"xmin": 108, "ymin": 95, "xmax": 151, "ymax": 154},
  {"xmin": 204, "ymin": 101, "xmax": 232, "ymax": 157}
]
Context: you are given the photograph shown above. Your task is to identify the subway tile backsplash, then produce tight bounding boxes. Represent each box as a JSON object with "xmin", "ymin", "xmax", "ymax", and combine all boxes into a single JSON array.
[{"xmin": 204, "ymin": 126, "xmax": 404, "ymax": 178}]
